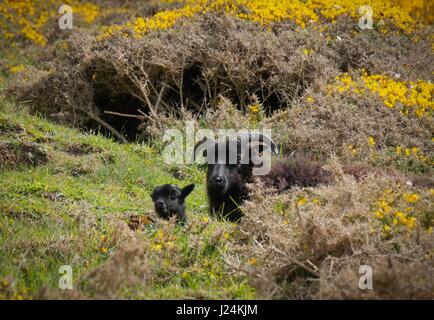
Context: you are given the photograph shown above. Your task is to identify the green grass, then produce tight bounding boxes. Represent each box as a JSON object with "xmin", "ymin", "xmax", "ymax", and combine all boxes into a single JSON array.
[{"xmin": 0, "ymin": 96, "xmax": 255, "ymax": 299}]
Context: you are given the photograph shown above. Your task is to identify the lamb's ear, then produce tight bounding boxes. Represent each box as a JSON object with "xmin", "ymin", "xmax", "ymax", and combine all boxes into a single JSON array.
[
  {"xmin": 181, "ymin": 184, "xmax": 195, "ymax": 199},
  {"xmin": 151, "ymin": 186, "xmax": 161, "ymax": 200}
]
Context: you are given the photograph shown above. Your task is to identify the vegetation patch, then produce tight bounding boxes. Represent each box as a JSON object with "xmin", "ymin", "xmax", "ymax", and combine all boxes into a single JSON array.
[
  {"xmin": 0, "ymin": 140, "xmax": 48, "ymax": 169},
  {"xmin": 63, "ymin": 142, "xmax": 104, "ymax": 156},
  {"xmin": 231, "ymin": 174, "xmax": 434, "ymax": 299}
]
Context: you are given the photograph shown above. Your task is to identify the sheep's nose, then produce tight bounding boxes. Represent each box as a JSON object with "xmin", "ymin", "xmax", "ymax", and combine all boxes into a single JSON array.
[
  {"xmin": 212, "ymin": 176, "xmax": 225, "ymax": 185},
  {"xmin": 156, "ymin": 200, "xmax": 165, "ymax": 207}
]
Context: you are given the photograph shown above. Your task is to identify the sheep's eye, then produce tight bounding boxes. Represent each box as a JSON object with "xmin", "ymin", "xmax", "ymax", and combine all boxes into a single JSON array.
[{"xmin": 169, "ymin": 194, "xmax": 178, "ymax": 200}]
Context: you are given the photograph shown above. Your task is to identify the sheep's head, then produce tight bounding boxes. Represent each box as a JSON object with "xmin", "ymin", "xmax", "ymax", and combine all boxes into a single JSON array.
[
  {"xmin": 151, "ymin": 184, "xmax": 195, "ymax": 221},
  {"xmin": 193, "ymin": 132, "xmax": 278, "ymax": 195}
]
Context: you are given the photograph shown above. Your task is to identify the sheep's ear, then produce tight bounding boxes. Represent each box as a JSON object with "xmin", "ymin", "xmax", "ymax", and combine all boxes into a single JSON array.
[{"xmin": 181, "ymin": 184, "xmax": 195, "ymax": 199}]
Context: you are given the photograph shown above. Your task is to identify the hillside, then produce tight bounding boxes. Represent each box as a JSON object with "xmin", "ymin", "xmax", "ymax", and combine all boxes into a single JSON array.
[{"xmin": 0, "ymin": 0, "xmax": 433, "ymax": 299}]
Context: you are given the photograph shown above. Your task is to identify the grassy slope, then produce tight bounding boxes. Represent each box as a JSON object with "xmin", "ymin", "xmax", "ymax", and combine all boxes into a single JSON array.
[{"xmin": 0, "ymin": 91, "xmax": 254, "ymax": 299}]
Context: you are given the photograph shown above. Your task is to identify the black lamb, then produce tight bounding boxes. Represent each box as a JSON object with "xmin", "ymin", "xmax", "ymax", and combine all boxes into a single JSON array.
[{"xmin": 151, "ymin": 183, "xmax": 195, "ymax": 224}]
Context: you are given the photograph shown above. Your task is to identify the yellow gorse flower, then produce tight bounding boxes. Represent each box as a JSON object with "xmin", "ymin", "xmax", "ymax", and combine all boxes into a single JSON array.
[
  {"xmin": 303, "ymin": 48, "xmax": 312, "ymax": 56},
  {"xmin": 151, "ymin": 243, "xmax": 163, "ymax": 252},
  {"xmin": 0, "ymin": 0, "xmax": 98, "ymax": 47},
  {"xmin": 347, "ymin": 144, "xmax": 358, "ymax": 156},
  {"xmin": 329, "ymin": 71, "xmax": 434, "ymax": 119},
  {"xmin": 372, "ymin": 188, "xmax": 433, "ymax": 235},
  {"xmin": 248, "ymin": 104, "xmax": 260, "ymax": 114},
  {"xmin": 155, "ymin": 230, "xmax": 164, "ymax": 241},
  {"xmin": 392, "ymin": 145, "xmax": 429, "ymax": 164},
  {"xmin": 297, "ymin": 196, "xmax": 307, "ymax": 206},
  {"xmin": 403, "ymin": 193, "xmax": 420, "ymax": 203},
  {"xmin": 9, "ymin": 65, "xmax": 26, "ymax": 74},
  {"xmin": 97, "ymin": 0, "xmax": 428, "ymax": 40}
]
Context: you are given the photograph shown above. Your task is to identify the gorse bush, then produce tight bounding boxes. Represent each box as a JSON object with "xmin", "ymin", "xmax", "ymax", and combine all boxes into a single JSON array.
[
  {"xmin": 10, "ymin": 14, "xmax": 339, "ymax": 132},
  {"xmin": 10, "ymin": 14, "xmax": 433, "ymax": 141},
  {"xmin": 231, "ymin": 172, "xmax": 433, "ymax": 299}
]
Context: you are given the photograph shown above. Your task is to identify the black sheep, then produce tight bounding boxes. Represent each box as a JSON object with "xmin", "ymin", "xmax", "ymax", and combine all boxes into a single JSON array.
[
  {"xmin": 193, "ymin": 132, "xmax": 341, "ymax": 222},
  {"xmin": 193, "ymin": 132, "xmax": 279, "ymax": 222},
  {"xmin": 151, "ymin": 184, "xmax": 195, "ymax": 224},
  {"xmin": 193, "ymin": 131, "xmax": 434, "ymax": 223}
]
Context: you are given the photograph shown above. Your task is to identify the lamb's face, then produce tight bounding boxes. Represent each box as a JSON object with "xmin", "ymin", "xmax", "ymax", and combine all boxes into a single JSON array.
[
  {"xmin": 151, "ymin": 184, "xmax": 194, "ymax": 219},
  {"xmin": 151, "ymin": 184, "xmax": 182, "ymax": 218}
]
